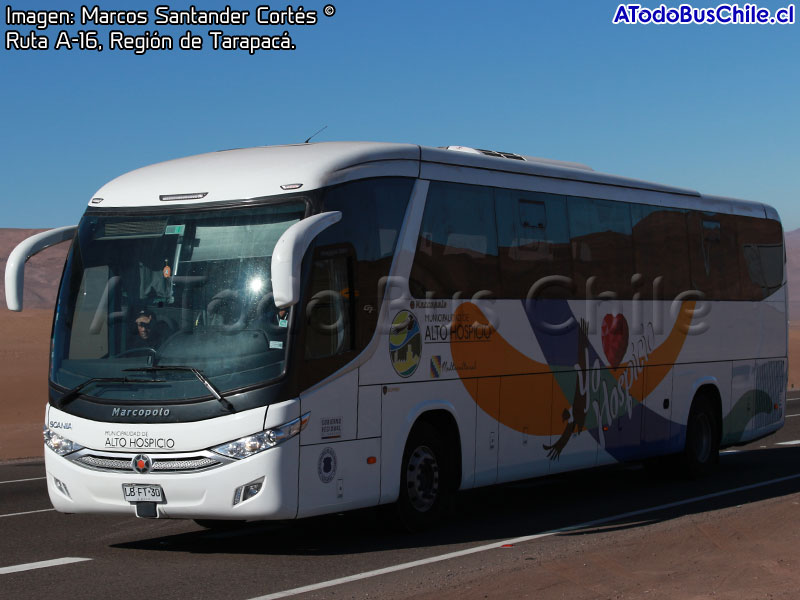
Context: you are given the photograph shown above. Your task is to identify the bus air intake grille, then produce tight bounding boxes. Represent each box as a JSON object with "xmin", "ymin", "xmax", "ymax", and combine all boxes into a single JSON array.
[
  {"xmin": 74, "ymin": 454, "xmax": 222, "ymax": 473},
  {"xmin": 152, "ymin": 457, "xmax": 220, "ymax": 471}
]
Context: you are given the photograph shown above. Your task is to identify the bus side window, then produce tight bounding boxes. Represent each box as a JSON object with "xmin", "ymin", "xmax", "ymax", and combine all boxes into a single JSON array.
[
  {"xmin": 495, "ymin": 190, "xmax": 572, "ymax": 300},
  {"xmin": 68, "ymin": 265, "xmax": 111, "ymax": 359},
  {"xmin": 568, "ymin": 197, "xmax": 634, "ymax": 299},
  {"xmin": 304, "ymin": 252, "xmax": 355, "ymax": 359},
  {"xmin": 687, "ymin": 212, "xmax": 740, "ymax": 300},
  {"xmin": 737, "ymin": 216, "xmax": 784, "ymax": 300},
  {"xmin": 319, "ymin": 177, "xmax": 413, "ymax": 350},
  {"xmin": 410, "ymin": 181, "xmax": 499, "ymax": 299},
  {"xmin": 631, "ymin": 205, "xmax": 691, "ymax": 301}
]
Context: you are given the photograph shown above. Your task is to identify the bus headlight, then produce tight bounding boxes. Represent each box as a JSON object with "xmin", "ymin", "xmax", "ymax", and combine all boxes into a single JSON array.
[
  {"xmin": 211, "ymin": 412, "xmax": 310, "ymax": 459},
  {"xmin": 43, "ymin": 425, "xmax": 84, "ymax": 456}
]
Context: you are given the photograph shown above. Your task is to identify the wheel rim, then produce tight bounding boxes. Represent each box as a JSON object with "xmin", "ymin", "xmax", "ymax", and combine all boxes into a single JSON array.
[
  {"xmin": 405, "ymin": 445, "xmax": 439, "ymax": 512},
  {"xmin": 691, "ymin": 412, "xmax": 712, "ymax": 463}
]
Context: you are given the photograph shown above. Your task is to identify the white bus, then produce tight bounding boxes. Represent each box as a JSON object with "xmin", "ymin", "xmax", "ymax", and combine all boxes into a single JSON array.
[{"xmin": 5, "ymin": 142, "xmax": 787, "ymax": 529}]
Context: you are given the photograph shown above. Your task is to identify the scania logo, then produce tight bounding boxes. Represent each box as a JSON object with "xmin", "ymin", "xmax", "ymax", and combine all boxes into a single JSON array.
[{"xmin": 132, "ymin": 454, "xmax": 152, "ymax": 474}]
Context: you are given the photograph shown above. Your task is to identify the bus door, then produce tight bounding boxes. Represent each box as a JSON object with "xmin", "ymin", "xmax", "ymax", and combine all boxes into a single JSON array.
[{"xmin": 296, "ymin": 250, "xmax": 381, "ymax": 516}]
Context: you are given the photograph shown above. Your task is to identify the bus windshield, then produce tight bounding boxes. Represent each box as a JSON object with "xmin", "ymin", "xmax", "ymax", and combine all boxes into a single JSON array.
[{"xmin": 51, "ymin": 200, "xmax": 306, "ymax": 402}]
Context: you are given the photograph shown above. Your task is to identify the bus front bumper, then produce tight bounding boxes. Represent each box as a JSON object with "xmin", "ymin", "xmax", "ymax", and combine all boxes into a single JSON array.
[{"xmin": 43, "ymin": 439, "xmax": 299, "ymax": 520}]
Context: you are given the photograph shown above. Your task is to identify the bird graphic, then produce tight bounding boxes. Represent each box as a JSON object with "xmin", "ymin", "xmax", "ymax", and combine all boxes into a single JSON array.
[{"xmin": 543, "ymin": 318, "xmax": 589, "ymax": 460}]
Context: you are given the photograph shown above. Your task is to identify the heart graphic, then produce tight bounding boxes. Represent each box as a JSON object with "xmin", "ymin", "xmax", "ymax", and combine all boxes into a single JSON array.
[{"xmin": 601, "ymin": 314, "xmax": 629, "ymax": 368}]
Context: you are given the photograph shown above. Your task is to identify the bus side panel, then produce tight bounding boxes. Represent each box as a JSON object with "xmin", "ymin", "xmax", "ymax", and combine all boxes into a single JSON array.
[
  {"xmin": 496, "ymin": 373, "xmax": 552, "ymax": 484},
  {"xmin": 296, "ymin": 437, "xmax": 381, "ymax": 518},
  {"xmin": 760, "ymin": 299, "xmax": 788, "ymax": 358},
  {"xmin": 379, "ymin": 380, "xmax": 477, "ymax": 505},
  {"xmin": 751, "ymin": 357, "xmax": 786, "ymax": 438},
  {"xmin": 674, "ymin": 302, "xmax": 765, "ymax": 365},
  {"xmin": 640, "ymin": 367, "xmax": 675, "ymax": 457},
  {"xmin": 672, "ymin": 361, "xmax": 732, "ymax": 448},
  {"xmin": 357, "ymin": 384, "xmax": 382, "ymax": 439},
  {"xmin": 474, "ymin": 377, "xmax": 499, "ymax": 487},
  {"xmin": 728, "ymin": 360, "xmax": 756, "ymax": 445},
  {"xmin": 596, "ymin": 365, "xmax": 644, "ymax": 467},
  {"xmin": 723, "ymin": 357, "xmax": 785, "ymax": 445},
  {"xmin": 546, "ymin": 411, "xmax": 599, "ymax": 474},
  {"xmin": 299, "ymin": 369, "xmax": 358, "ymax": 445}
]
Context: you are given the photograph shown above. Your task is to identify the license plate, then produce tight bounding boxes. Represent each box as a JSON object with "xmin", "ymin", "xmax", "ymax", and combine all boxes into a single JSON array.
[{"xmin": 122, "ymin": 484, "xmax": 165, "ymax": 503}]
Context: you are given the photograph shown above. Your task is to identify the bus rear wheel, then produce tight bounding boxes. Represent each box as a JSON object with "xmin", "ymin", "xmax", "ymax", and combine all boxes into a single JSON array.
[
  {"xmin": 397, "ymin": 422, "xmax": 450, "ymax": 532},
  {"xmin": 683, "ymin": 397, "xmax": 719, "ymax": 477}
]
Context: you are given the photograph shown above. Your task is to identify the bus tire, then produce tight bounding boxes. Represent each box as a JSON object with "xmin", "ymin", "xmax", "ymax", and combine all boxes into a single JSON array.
[
  {"xmin": 682, "ymin": 396, "xmax": 719, "ymax": 477},
  {"xmin": 396, "ymin": 422, "xmax": 450, "ymax": 532}
]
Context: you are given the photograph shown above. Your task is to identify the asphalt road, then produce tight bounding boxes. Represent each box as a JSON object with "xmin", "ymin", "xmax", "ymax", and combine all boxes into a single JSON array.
[{"xmin": 4, "ymin": 398, "xmax": 800, "ymax": 600}]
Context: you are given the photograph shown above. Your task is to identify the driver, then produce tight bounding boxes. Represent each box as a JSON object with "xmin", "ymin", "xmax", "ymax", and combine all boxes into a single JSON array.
[{"xmin": 132, "ymin": 308, "xmax": 162, "ymax": 348}]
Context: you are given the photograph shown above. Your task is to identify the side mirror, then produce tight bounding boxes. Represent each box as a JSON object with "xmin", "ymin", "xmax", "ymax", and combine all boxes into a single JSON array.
[
  {"xmin": 271, "ymin": 211, "xmax": 342, "ymax": 309},
  {"xmin": 5, "ymin": 225, "xmax": 78, "ymax": 311}
]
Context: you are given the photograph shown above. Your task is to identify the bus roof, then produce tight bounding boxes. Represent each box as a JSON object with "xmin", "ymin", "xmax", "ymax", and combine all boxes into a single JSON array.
[{"xmin": 87, "ymin": 141, "xmax": 776, "ymax": 220}]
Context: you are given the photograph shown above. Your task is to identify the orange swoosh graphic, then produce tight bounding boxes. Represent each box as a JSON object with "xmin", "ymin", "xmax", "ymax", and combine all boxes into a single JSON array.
[
  {"xmin": 450, "ymin": 301, "xmax": 695, "ymax": 435},
  {"xmin": 610, "ymin": 300, "xmax": 696, "ymax": 399}
]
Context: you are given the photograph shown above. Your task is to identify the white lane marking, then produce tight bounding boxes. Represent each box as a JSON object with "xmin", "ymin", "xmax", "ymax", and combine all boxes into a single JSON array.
[
  {"xmin": 0, "ymin": 508, "xmax": 55, "ymax": 519},
  {"xmin": 0, "ymin": 477, "xmax": 46, "ymax": 485},
  {"xmin": 786, "ymin": 414, "xmax": 800, "ymax": 418},
  {"xmin": 248, "ymin": 472, "xmax": 800, "ymax": 600},
  {"xmin": 0, "ymin": 557, "xmax": 91, "ymax": 575},
  {"xmin": 776, "ymin": 440, "xmax": 800, "ymax": 446}
]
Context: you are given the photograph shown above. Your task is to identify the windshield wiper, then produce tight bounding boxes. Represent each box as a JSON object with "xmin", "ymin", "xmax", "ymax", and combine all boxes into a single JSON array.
[
  {"xmin": 123, "ymin": 366, "xmax": 234, "ymax": 412},
  {"xmin": 57, "ymin": 376, "xmax": 167, "ymax": 408}
]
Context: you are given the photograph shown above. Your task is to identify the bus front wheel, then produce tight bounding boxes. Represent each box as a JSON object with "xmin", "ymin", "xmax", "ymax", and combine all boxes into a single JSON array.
[{"xmin": 397, "ymin": 422, "xmax": 450, "ymax": 532}]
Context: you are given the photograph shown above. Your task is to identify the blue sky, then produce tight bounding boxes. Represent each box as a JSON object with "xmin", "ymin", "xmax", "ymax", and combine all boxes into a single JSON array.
[{"xmin": 1, "ymin": 1, "xmax": 798, "ymax": 229}]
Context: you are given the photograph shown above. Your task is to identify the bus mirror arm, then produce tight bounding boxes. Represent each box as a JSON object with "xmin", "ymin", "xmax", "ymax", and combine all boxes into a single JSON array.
[
  {"xmin": 271, "ymin": 211, "xmax": 342, "ymax": 309},
  {"xmin": 5, "ymin": 225, "xmax": 78, "ymax": 312}
]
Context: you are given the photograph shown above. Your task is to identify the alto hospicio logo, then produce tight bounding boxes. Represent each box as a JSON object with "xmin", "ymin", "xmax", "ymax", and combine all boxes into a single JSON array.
[
  {"xmin": 105, "ymin": 430, "xmax": 176, "ymax": 449},
  {"xmin": 389, "ymin": 309, "xmax": 422, "ymax": 377}
]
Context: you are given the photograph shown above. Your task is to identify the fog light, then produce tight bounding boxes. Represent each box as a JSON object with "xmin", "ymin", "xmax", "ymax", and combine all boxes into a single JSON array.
[
  {"xmin": 53, "ymin": 476, "xmax": 71, "ymax": 498},
  {"xmin": 233, "ymin": 477, "xmax": 264, "ymax": 506}
]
